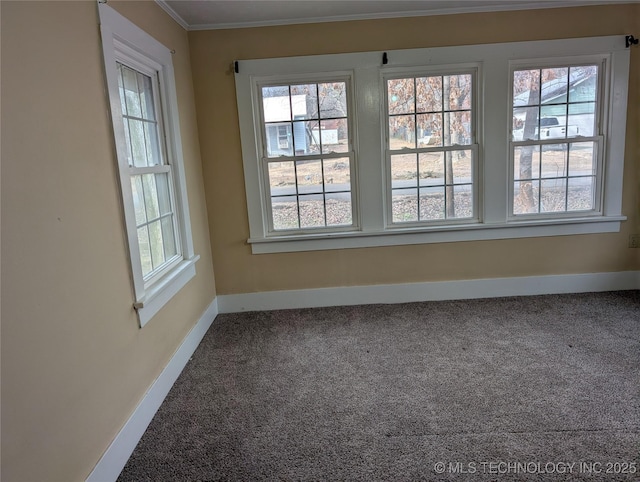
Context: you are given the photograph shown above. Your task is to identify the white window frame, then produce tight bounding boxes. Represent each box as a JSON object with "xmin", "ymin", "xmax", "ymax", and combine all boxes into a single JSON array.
[
  {"xmin": 508, "ymin": 56, "xmax": 608, "ymax": 219},
  {"xmin": 382, "ymin": 66, "xmax": 481, "ymax": 228},
  {"xmin": 99, "ymin": 3, "xmax": 199, "ymax": 327},
  {"xmin": 234, "ymin": 36, "xmax": 630, "ymax": 254},
  {"xmin": 256, "ymin": 74, "xmax": 359, "ymax": 235}
]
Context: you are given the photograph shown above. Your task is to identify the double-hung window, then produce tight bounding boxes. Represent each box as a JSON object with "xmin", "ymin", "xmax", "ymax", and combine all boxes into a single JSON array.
[
  {"xmin": 99, "ymin": 4, "xmax": 198, "ymax": 326},
  {"xmin": 510, "ymin": 62, "xmax": 603, "ymax": 217},
  {"xmin": 385, "ymin": 71, "xmax": 477, "ymax": 224},
  {"xmin": 259, "ymin": 79, "xmax": 356, "ymax": 232},
  {"xmin": 235, "ymin": 36, "xmax": 630, "ymax": 254}
]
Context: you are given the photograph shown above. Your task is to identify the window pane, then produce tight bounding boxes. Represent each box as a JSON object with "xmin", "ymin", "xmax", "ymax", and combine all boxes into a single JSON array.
[
  {"xmin": 389, "ymin": 115, "xmax": 415, "ymax": 149},
  {"xmin": 268, "ymin": 161, "xmax": 296, "ymax": 197},
  {"xmin": 121, "ymin": 64, "xmax": 142, "ymax": 118},
  {"xmin": 137, "ymin": 226, "xmax": 152, "ymax": 276},
  {"xmin": 293, "ymin": 121, "xmax": 318, "ymax": 155},
  {"xmin": 539, "ymin": 111, "xmax": 566, "ymax": 140},
  {"xmin": 155, "ymin": 173, "xmax": 172, "ymax": 215},
  {"xmin": 453, "ymin": 185, "xmax": 473, "ymax": 218},
  {"xmin": 148, "ymin": 220, "xmax": 165, "ymax": 269},
  {"xmin": 392, "ymin": 189, "xmax": 418, "ymax": 223},
  {"xmin": 419, "ymin": 152, "xmax": 444, "ymax": 187},
  {"xmin": 514, "ymin": 145, "xmax": 540, "ymax": 181},
  {"xmin": 446, "ymin": 74, "xmax": 472, "ymax": 110},
  {"xmin": 416, "ymin": 76, "xmax": 442, "ymax": 113},
  {"xmin": 266, "ymin": 123, "xmax": 293, "ymax": 157},
  {"xmin": 128, "ymin": 119, "xmax": 148, "ymax": 167},
  {"xmin": 161, "ymin": 216, "xmax": 177, "ymax": 259},
  {"xmin": 262, "ymin": 86, "xmax": 291, "ymax": 122},
  {"xmin": 319, "ymin": 82, "xmax": 347, "ymax": 119},
  {"xmin": 323, "ymin": 158, "xmax": 350, "ymax": 193},
  {"xmin": 444, "ymin": 111, "xmax": 471, "ymax": 146},
  {"xmin": 419, "ymin": 186, "xmax": 444, "ymax": 220},
  {"xmin": 417, "ymin": 113, "xmax": 442, "ymax": 147},
  {"xmin": 139, "ymin": 74, "xmax": 156, "ymax": 120},
  {"xmin": 451, "ymin": 150, "xmax": 472, "ymax": 184},
  {"xmin": 513, "ymin": 106, "xmax": 539, "ymax": 141},
  {"xmin": 541, "ymin": 144, "xmax": 568, "ymax": 178},
  {"xmin": 271, "ymin": 196, "xmax": 298, "ymax": 230},
  {"xmin": 117, "ymin": 64, "xmax": 128, "ymax": 116},
  {"xmin": 513, "ymin": 180, "xmax": 540, "ymax": 214},
  {"xmin": 388, "ymin": 78, "xmax": 415, "ymax": 115},
  {"xmin": 391, "ymin": 153, "xmax": 417, "ymax": 190},
  {"xmin": 296, "ymin": 160, "xmax": 323, "ymax": 194},
  {"xmin": 144, "ymin": 121, "xmax": 161, "ymax": 166},
  {"xmin": 568, "ymin": 102, "xmax": 595, "ymax": 137},
  {"xmin": 320, "ymin": 119, "xmax": 348, "ymax": 154},
  {"xmin": 541, "ymin": 67, "xmax": 569, "ymax": 104},
  {"xmin": 130, "ymin": 175, "xmax": 147, "ymax": 226},
  {"xmin": 569, "ymin": 66, "xmax": 598, "ymax": 103},
  {"xmin": 540, "ymin": 178, "xmax": 567, "ymax": 213},
  {"xmin": 568, "ymin": 177, "xmax": 595, "ymax": 211},
  {"xmin": 142, "ymin": 174, "xmax": 160, "ymax": 221},
  {"xmin": 122, "ymin": 118, "xmax": 134, "ymax": 166},
  {"xmin": 513, "ymin": 69, "xmax": 540, "ymax": 107},
  {"xmin": 290, "ymin": 84, "xmax": 318, "ymax": 119},
  {"xmin": 299, "ymin": 194, "xmax": 325, "ymax": 228},
  {"xmin": 569, "ymin": 142, "xmax": 596, "ymax": 176},
  {"xmin": 325, "ymin": 192, "xmax": 352, "ymax": 226}
]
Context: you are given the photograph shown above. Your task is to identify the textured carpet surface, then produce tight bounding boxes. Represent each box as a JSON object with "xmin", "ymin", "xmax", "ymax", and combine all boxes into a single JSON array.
[{"xmin": 118, "ymin": 291, "xmax": 640, "ymax": 481}]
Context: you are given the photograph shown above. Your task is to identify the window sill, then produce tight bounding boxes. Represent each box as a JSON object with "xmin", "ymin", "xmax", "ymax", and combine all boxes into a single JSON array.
[
  {"xmin": 135, "ymin": 255, "xmax": 200, "ymax": 327},
  {"xmin": 247, "ymin": 216, "xmax": 626, "ymax": 254}
]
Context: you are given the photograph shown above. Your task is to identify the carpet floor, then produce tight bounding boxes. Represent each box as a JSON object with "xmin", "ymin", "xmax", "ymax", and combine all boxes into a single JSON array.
[{"xmin": 118, "ymin": 291, "xmax": 640, "ymax": 481}]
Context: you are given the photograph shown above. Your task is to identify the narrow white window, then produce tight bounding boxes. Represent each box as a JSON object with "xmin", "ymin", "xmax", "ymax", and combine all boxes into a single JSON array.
[
  {"xmin": 99, "ymin": 3, "xmax": 198, "ymax": 326},
  {"xmin": 258, "ymin": 80, "xmax": 356, "ymax": 232},
  {"xmin": 510, "ymin": 63, "xmax": 602, "ymax": 216},
  {"xmin": 385, "ymin": 72, "xmax": 477, "ymax": 225}
]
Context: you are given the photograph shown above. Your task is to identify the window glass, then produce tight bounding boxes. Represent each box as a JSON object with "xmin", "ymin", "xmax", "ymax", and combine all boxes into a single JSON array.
[
  {"xmin": 387, "ymin": 74, "xmax": 474, "ymax": 224},
  {"xmin": 262, "ymin": 81, "xmax": 354, "ymax": 232},
  {"xmin": 511, "ymin": 65, "xmax": 599, "ymax": 215}
]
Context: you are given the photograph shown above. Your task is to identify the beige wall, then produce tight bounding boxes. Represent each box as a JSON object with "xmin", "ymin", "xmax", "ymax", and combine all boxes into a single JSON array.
[
  {"xmin": 190, "ymin": 3, "xmax": 640, "ymax": 295},
  {"xmin": 1, "ymin": 1, "xmax": 216, "ymax": 481},
  {"xmin": 1, "ymin": 2, "xmax": 638, "ymax": 481}
]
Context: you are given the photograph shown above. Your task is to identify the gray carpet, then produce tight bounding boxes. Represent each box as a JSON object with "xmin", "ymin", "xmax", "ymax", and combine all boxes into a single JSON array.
[{"xmin": 118, "ymin": 291, "xmax": 640, "ymax": 481}]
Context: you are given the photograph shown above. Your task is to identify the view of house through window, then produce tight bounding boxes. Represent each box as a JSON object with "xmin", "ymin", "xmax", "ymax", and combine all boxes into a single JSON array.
[
  {"xmin": 261, "ymin": 81, "xmax": 354, "ymax": 231},
  {"xmin": 512, "ymin": 65, "xmax": 599, "ymax": 215},
  {"xmin": 387, "ymin": 74, "xmax": 475, "ymax": 223},
  {"xmin": 117, "ymin": 62, "xmax": 181, "ymax": 278}
]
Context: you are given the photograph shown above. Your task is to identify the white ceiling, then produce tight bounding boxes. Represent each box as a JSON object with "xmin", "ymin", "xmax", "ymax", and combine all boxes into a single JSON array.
[{"xmin": 156, "ymin": 0, "xmax": 635, "ymax": 30}]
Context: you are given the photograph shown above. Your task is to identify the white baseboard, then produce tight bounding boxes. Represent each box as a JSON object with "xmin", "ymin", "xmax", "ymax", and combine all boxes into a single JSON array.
[
  {"xmin": 86, "ymin": 298, "xmax": 219, "ymax": 482},
  {"xmin": 217, "ymin": 271, "xmax": 640, "ymax": 313}
]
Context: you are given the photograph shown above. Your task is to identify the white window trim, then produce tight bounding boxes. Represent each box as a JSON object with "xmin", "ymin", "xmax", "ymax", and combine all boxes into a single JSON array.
[
  {"xmin": 99, "ymin": 3, "xmax": 199, "ymax": 326},
  {"xmin": 235, "ymin": 36, "xmax": 630, "ymax": 254}
]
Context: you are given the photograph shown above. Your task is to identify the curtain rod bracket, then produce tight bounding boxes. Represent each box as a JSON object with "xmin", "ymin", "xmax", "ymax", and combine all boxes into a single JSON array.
[
  {"xmin": 625, "ymin": 35, "xmax": 638, "ymax": 48},
  {"xmin": 382, "ymin": 52, "xmax": 388, "ymax": 65},
  {"xmin": 234, "ymin": 61, "xmax": 239, "ymax": 73}
]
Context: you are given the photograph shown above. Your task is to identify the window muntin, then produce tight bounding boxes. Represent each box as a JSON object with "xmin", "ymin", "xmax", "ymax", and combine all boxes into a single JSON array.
[
  {"xmin": 511, "ymin": 64, "xmax": 601, "ymax": 216},
  {"xmin": 259, "ymin": 80, "xmax": 355, "ymax": 232},
  {"xmin": 386, "ymin": 73, "xmax": 476, "ymax": 224},
  {"xmin": 117, "ymin": 61, "xmax": 181, "ymax": 281}
]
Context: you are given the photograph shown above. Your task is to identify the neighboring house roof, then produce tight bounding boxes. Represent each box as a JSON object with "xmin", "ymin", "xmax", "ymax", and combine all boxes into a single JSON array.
[{"xmin": 513, "ymin": 68, "xmax": 595, "ymax": 107}]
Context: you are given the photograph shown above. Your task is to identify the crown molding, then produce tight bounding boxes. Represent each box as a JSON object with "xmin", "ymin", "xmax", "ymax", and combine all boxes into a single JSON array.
[{"xmin": 155, "ymin": 1, "xmax": 638, "ymax": 31}]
